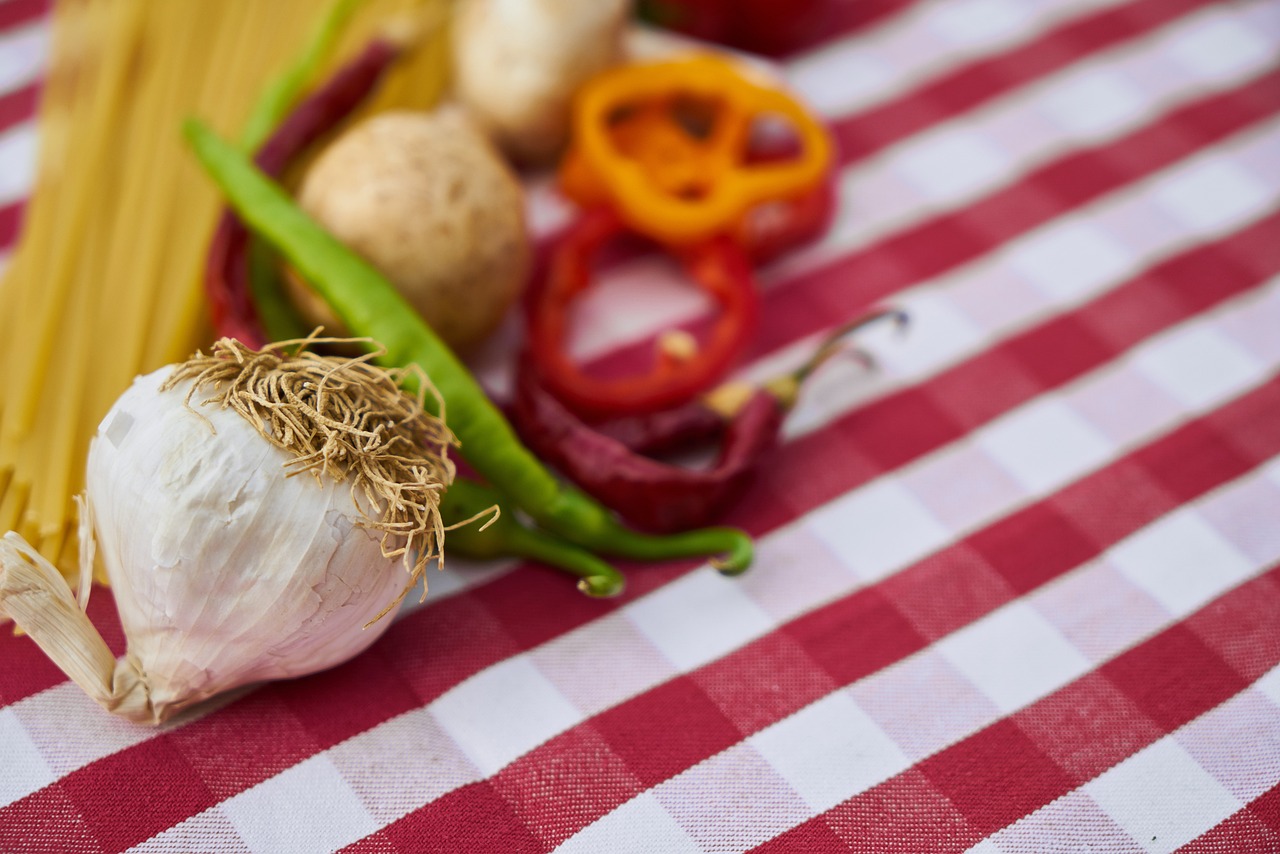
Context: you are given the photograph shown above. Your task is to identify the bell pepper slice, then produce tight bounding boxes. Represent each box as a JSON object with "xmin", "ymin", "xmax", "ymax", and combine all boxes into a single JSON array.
[
  {"xmin": 527, "ymin": 206, "xmax": 760, "ymax": 419},
  {"xmin": 560, "ymin": 53, "xmax": 833, "ymax": 247}
]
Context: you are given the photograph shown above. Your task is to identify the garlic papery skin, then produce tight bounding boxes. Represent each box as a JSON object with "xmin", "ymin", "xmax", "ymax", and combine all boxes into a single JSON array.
[
  {"xmin": 0, "ymin": 340, "xmax": 454, "ymax": 724},
  {"xmin": 89, "ymin": 367, "xmax": 407, "ymax": 721}
]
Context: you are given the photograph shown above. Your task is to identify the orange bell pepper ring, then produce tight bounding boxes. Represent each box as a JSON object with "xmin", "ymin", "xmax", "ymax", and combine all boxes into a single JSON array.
[{"xmin": 560, "ymin": 53, "xmax": 833, "ymax": 247}]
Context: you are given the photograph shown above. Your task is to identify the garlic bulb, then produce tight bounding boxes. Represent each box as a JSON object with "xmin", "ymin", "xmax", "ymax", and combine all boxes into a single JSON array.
[{"xmin": 0, "ymin": 339, "xmax": 455, "ymax": 724}]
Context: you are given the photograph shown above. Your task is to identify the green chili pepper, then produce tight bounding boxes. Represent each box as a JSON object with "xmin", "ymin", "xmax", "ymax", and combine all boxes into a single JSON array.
[
  {"xmin": 248, "ymin": 239, "xmax": 310, "ymax": 342},
  {"xmin": 238, "ymin": 0, "xmax": 364, "ymax": 152},
  {"xmin": 183, "ymin": 119, "xmax": 754, "ymax": 574},
  {"xmin": 237, "ymin": 0, "xmax": 366, "ymax": 342},
  {"xmin": 440, "ymin": 478, "xmax": 624, "ymax": 597}
]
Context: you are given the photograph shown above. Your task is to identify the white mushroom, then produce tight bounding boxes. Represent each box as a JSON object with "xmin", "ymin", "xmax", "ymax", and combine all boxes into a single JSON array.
[
  {"xmin": 290, "ymin": 108, "xmax": 531, "ymax": 354},
  {"xmin": 451, "ymin": 0, "xmax": 632, "ymax": 165}
]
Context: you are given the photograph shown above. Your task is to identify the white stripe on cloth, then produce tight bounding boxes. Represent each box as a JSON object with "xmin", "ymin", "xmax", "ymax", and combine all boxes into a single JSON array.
[
  {"xmin": 0, "ymin": 120, "xmax": 36, "ymax": 208},
  {"xmin": 0, "ymin": 19, "xmax": 45, "ymax": 97}
]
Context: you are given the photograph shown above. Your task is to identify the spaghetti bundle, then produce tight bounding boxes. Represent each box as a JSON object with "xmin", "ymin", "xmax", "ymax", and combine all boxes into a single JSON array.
[{"xmin": 0, "ymin": 0, "xmax": 450, "ymax": 581}]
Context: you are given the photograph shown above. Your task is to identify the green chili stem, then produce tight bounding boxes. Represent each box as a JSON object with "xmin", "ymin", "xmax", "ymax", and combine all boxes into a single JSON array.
[
  {"xmin": 603, "ymin": 524, "xmax": 755, "ymax": 576},
  {"xmin": 502, "ymin": 524, "xmax": 626, "ymax": 598},
  {"xmin": 183, "ymin": 119, "xmax": 754, "ymax": 573},
  {"xmin": 440, "ymin": 479, "xmax": 624, "ymax": 597},
  {"xmin": 247, "ymin": 240, "xmax": 310, "ymax": 342},
  {"xmin": 239, "ymin": 0, "xmax": 363, "ymax": 152}
]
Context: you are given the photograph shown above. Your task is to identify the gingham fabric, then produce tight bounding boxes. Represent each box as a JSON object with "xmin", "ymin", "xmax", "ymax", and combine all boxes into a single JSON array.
[{"xmin": 2, "ymin": 0, "xmax": 1279, "ymax": 850}]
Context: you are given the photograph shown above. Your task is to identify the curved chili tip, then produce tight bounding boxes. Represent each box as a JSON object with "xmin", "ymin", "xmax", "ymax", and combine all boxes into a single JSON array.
[
  {"xmin": 496, "ymin": 508, "xmax": 630, "ymax": 597},
  {"xmin": 708, "ymin": 528, "xmax": 754, "ymax": 576},
  {"xmin": 439, "ymin": 477, "xmax": 627, "ymax": 598},
  {"xmin": 579, "ymin": 573, "xmax": 625, "ymax": 598}
]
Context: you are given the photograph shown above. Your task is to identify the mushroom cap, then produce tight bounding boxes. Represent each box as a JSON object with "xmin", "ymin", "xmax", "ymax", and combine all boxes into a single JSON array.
[
  {"xmin": 451, "ymin": 0, "xmax": 629, "ymax": 164},
  {"xmin": 292, "ymin": 108, "xmax": 531, "ymax": 354}
]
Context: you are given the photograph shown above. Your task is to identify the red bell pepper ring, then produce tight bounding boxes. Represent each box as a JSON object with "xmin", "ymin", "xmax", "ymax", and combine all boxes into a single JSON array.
[
  {"xmin": 526, "ymin": 206, "xmax": 761, "ymax": 419},
  {"xmin": 523, "ymin": 169, "xmax": 832, "ymax": 420}
]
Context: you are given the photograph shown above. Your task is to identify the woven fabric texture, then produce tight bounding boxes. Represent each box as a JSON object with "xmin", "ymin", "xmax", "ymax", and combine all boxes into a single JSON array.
[{"xmin": 1, "ymin": 0, "xmax": 1279, "ymax": 850}]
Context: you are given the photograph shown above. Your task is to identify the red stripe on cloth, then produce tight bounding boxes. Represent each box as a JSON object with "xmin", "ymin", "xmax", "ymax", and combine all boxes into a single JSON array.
[
  {"xmin": 0, "ymin": 81, "xmax": 39, "ymax": 136},
  {"xmin": 1177, "ymin": 782, "xmax": 1280, "ymax": 853},
  {"xmin": 344, "ymin": 232, "xmax": 1280, "ymax": 850},
  {"xmin": 0, "ymin": 199, "xmax": 25, "ymax": 252},
  {"xmin": 753, "ymin": 566, "xmax": 1280, "ymax": 852},
  {"xmin": 0, "ymin": 786, "xmax": 105, "ymax": 854},
  {"xmin": 585, "ymin": 63, "xmax": 1280, "ymax": 384},
  {"xmin": 4, "ymin": 201, "xmax": 1276, "ymax": 853},
  {"xmin": 0, "ymin": 0, "xmax": 48, "ymax": 32},
  {"xmin": 0, "ymin": 737, "xmax": 215, "ymax": 854},
  {"xmin": 54, "ymin": 738, "xmax": 216, "ymax": 854},
  {"xmin": 367, "ymin": 781, "xmax": 544, "ymax": 854},
  {"xmin": 831, "ymin": 0, "xmax": 1214, "ymax": 164},
  {"xmin": 0, "ymin": 592, "xmax": 125, "ymax": 707}
]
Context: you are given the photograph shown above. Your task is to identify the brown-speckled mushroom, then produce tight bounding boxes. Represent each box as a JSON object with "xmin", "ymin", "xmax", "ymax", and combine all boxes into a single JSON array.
[{"xmin": 288, "ymin": 107, "xmax": 531, "ymax": 355}]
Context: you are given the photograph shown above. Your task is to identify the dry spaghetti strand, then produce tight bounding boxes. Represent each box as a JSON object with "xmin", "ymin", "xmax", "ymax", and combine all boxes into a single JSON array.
[{"xmin": 0, "ymin": 0, "xmax": 450, "ymax": 581}]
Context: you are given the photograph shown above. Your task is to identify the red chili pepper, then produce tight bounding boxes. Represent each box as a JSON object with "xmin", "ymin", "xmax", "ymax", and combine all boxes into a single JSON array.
[
  {"xmin": 526, "ymin": 205, "xmax": 761, "ymax": 420},
  {"xmin": 637, "ymin": 0, "xmax": 839, "ymax": 57},
  {"xmin": 511, "ymin": 308, "xmax": 906, "ymax": 533},
  {"xmin": 591, "ymin": 396, "xmax": 727, "ymax": 457},
  {"xmin": 510, "ymin": 358, "xmax": 778, "ymax": 533},
  {"xmin": 740, "ymin": 147, "xmax": 838, "ymax": 266},
  {"xmin": 206, "ymin": 39, "xmax": 400, "ymax": 348}
]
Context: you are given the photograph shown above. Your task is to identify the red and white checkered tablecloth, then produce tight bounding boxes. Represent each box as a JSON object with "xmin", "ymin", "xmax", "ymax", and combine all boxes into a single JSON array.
[{"xmin": 3, "ymin": 0, "xmax": 1280, "ymax": 850}]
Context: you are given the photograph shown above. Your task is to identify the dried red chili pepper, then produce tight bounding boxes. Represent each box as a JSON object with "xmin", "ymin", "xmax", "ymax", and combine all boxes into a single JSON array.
[
  {"xmin": 510, "ymin": 359, "xmax": 773, "ymax": 533},
  {"xmin": 511, "ymin": 308, "xmax": 906, "ymax": 533},
  {"xmin": 590, "ymin": 396, "xmax": 727, "ymax": 457},
  {"xmin": 206, "ymin": 38, "xmax": 400, "ymax": 347}
]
